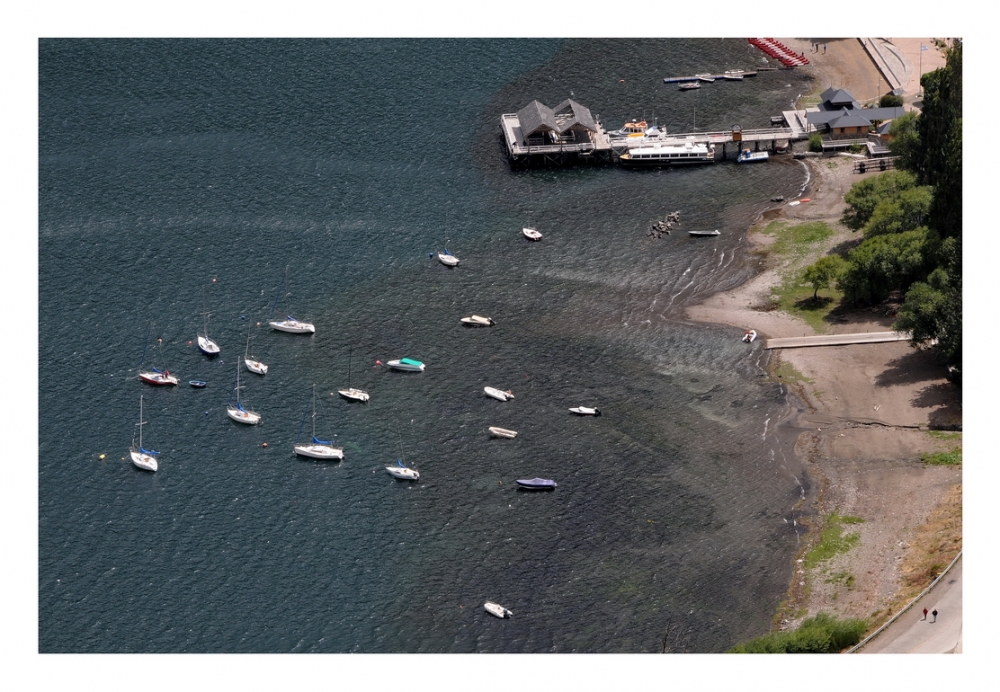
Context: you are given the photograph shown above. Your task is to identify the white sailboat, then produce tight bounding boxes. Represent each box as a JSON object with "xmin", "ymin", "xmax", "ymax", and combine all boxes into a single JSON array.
[
  {"xmin": 338, "ymin": 347, "xmax": 369, "ymax": 403},
  {"xmin": 268, "ymin": 267, "xmax": 315, "ymax": 334},
  {"xmin": 197, "ymin": 287, "xmax": 221, "ymax": 356},
  {"xmin": 130, "ymin": 394, "xmax": 159, "ymax": 472},
  {"xmin": 138, "ymin": 328, "xmax": 180, "ymax": 386},
  {"xmin": 226, "ymin": 360, "xmax": 261, "ymax": 425},
  {"xmin": 243, "ymin": 322, "xmax": 268, "ymax": 375},
  {"xmin": 385, "ymin": 432, "xmax": 419, "ymax": 480},
  {"xmin": 294, "ymin": 385, "xmax": 344, "ymax": 460}
]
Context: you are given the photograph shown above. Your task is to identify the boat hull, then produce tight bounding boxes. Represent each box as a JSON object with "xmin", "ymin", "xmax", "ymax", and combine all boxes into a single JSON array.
[
  {"xmin": 386, "ymin": 466, "xmax": 419, "ymax": 480},
  {"xmin": 522, "ymin": 228, "xmax": 542, "ymax": 241},
  {"xmin": 461, "ymin": 316, "xmax": 494, "ymax": 327},
  {"xmin": 245, "ymin": 358, "xmax": 268, "ymax": 375},
  {"xmin": 488, "ymin": 427, "xmax": 518, "ymax": 438},
  {"xmin": 189, "ymin": 380, "xmax": 207, "ymax": 388},
  {"xmin": 516, "ymin": 478, "xmax": 557, "ymax": 490},
  {"xmin": 484, "ymin": 602, "xmax": 512, "ymax": 618},
  {"xmin": 484, "ymin": 387, "xmax": 513, "ymax": 401},
  {"xmin": 387, "ymin": 359, "xmax": 425, "ymax": 372},
  {"xmin": 438, "ymin": 253, "xmax": 459, "ymax": 266},
  {"xmin": 569, "ymin": 407, "xmax": 601, "ymax": 416},
  {"xmin": 130, "ymin": 450, "xmax": 158, "ymax": 472},
  {"xmin": 338, "ymin": 388, "xmax": 370, "ymax": 403},
  {"xmin": 139, "ymin": 371, "xmax": 179, "ymax": 386},
  {"xmin": 227, "ymin": 406, "xmax": 261, "ymax": 425},
  {"xmin": 197, "ymin": 336, "xmax": 220, "ymax": 355},
  {"xmin": 269, "ymin": 319, "xmax": 315, "ymax": 334},
  {"xmin": 294, "ymin": 444, "xmax": 344, "ymax": 460}
]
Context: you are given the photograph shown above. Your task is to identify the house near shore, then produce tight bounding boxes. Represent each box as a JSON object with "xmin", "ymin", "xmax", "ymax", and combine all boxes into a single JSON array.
[{"xmin": 805, "ymin": 87, "xmax": 905, "ymax": 138}]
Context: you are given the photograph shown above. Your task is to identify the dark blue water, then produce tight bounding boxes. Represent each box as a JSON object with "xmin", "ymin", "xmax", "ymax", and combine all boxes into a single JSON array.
[{"xmin": 39, "ymin": 38, "xmax": 815, "ymax": 653}]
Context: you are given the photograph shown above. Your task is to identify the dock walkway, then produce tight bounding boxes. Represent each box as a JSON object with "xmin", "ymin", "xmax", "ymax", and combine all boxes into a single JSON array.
[{"xmin": 764, "ymin": 331, "xmax": 910, "ymax": 349}]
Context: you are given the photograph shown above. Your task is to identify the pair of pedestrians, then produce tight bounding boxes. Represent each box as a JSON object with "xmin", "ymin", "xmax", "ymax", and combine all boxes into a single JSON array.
[{"xmin": 921, "ymin": 608, "xmax": 939, "ymax": 622}]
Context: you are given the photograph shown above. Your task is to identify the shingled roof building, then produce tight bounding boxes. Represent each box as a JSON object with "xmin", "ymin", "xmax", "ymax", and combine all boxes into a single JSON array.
[
  {"xmin": 515, "ymin": 98, "xmax": 598, "ymax": 145},
  {"xmin": 804, "ymin": 87, "xmax": 905, "ymax": 137}
]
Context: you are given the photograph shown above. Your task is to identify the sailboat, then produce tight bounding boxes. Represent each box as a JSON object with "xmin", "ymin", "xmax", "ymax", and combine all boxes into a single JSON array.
[
  {"xmin": 226, "ymin": 360, "xmax": 261, "ymax": 425},
  {"xmin": 130, "ymin": 394, "xmax": 159, "ymax": 472},
  {"xmin": 197, "ymin": 287, "xmax": 221, "ymax": 356},
  {"xmin": 138, "ymin": 329, "xmax": 179, "ymax": 386},
  {"xmin": 294, "ymin": 385, "xmax": 344, "ymax": 460},
  {"xmin": 385, "ymin": 432, "xmax": 419, "ymax": 480},
  {"xmin": 243, "ymin": 322, "xmax": 268, "ymax": 375},
  {"xmin": 268, "ymin": 267, "xmax": 316, "ymax": 334},
  {"xmin": 337, "ymin": 347, "xmax": 369, "ymax": 403}
]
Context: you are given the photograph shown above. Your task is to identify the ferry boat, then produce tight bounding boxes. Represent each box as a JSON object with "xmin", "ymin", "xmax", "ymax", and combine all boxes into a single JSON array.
[{"xmin": 620, "ymin": 141, "xmax": 716, "ymax": 167}]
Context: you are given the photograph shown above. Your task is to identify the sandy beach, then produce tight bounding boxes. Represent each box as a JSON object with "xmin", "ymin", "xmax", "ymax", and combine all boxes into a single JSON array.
[{"xmin": 686, "ymin": 38, "xmax": 961, "ymax": 631}]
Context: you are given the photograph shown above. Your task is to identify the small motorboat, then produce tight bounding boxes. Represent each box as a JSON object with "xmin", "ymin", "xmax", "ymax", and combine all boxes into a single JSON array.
[
  {"xmin": 695, "ymin": 73, "xmax": 716, "ymax": 82},
  {"xmin": 438, "ymin": 251, "xmax": 459, "ymax": 267},
  {"xmin": 742, "ymin": 329, "xmax": 757, "ymax": 343},
  {"xmin": 386, "ymin": 460, "xmax": 419, "ymax": 480},
  {"xmin": 516, "ymin": 478, "xmax": 557, "ymax": 490},
  {"xmin": 678, "ymin": 81, "xmax": 701, "ymax": 90},
  {"xmin": 139, "ymin": 369, "xmax": 179, "ymax": 386},
  {"xmin": 461, "ymin": 315, "xmax": 495, "ymax": 327},
  {"xmin": 569, "ymin": 406, "xmax": 601, "ymax": 416},
  {"xmin": 484, "ymin": 386, "xmax": 514, "ymax": 402},
  {"xmin": 338, "ymin": 387, "xmax": 370, "ymax": 403},
  {"xmin": 488, "ymin": 427, "xmax": 518, "ymax": 439},
  {"xmin": 484, "ymin": 602, "xmax": 513, "ymax": 618},
  {"xmin": 689, "ymin": 229, "xmax": 721, "ymax": 237},
  {"xmin": 737, "ymin": 149, "xmax": 769, "ymax": 163},
  {"xmin": 189, "ymin": 380, "xmax": 207, "ymax": 388},
  {"xmin": 522, "ymin": 227, "xmax": 543, "ymax": 241},
  {"xmin": 387, "ymin": 358, "xmax": 426, "ymax": 372},
  {"xmin": 269, "ymin": 316, "xmax": 316, "ymax": 334}
]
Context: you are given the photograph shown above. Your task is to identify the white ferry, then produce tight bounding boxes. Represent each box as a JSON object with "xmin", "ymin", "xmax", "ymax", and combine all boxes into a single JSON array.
[{"xmin": 620, "ymin": 140, "xmax": 716, "ymax": 167}]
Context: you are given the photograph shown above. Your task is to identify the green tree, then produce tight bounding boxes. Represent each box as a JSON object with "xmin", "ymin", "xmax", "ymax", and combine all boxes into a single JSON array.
[
  {"xmin": 802, "ymin": 255, "xmax": 847, "ymax": 298},
  {"xmin": 862, "ymin": 185, "xmax": 933, "ymax": 237},
  {"xmin": 887, "ymin": 111, "xmax": 921, "ymax": 172},
  {"xmin": 879, "ymin": 93, "xmax": 904, "ymax": 108},
  {"xmin": 839, "ymin": 228, "xmax": 930, "ymax": 305},
  {"xmin": 841, "ymin": 170, "xmax": 919, "ymax": 232}
]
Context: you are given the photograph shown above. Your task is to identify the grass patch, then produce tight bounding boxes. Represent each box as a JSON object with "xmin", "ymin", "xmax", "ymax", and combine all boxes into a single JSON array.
[
  {"xmin": 803, "ymin": 513, "xmax": 863, "ymax": 569},
  {"xmin": 759, "ymin": 220, "xmax": 843, "ymax": 332},
  {"xmin": 771, "ymin": 359, "xmax": 813, "ymax": 385},
  {"xmin": 928, "ymin": 430, "xmax": 962, "ymax": 441},
  {"xmin": 922, "ymin": 449, "xmax": 962, "ymax": 466},
  {"xmin": 825, "ymin": 571, "xmax": 856, "ymax": 588},
  {"xmin": 729, "ymin": 612, "xmax": 867, "ymax": 653}
]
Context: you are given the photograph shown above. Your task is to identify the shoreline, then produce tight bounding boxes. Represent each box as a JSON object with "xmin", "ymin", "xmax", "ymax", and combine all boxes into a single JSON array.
[{"xmin": 685, "ymin": 38, "xmax": 961, "ymax": 635}]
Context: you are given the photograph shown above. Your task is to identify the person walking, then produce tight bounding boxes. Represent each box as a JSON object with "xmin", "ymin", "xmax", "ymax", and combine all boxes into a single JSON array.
[
  {"xmin": 922, "ymin": 608, "xmax": 928, "ymax": 620},
  {"xmin": 932, "ymin": 609, "xmax": 938, "ymax": 622}
]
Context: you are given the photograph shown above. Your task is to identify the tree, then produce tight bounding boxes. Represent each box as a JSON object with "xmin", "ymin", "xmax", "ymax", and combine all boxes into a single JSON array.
[
  {"xmin": 841, "ymin": 170, "xmax": 919, "ymax": 232},
  {"xmin": 862, "ymin": 185, "xmax": 933, "ymax": 237},
  {"xmin": 802, "ymin": 255, "xmax": 847, "ymax": 299},
  {"xmin": 838, "ymin": 228, "xmax": 931, "ymax": 305},
  {"xmin": 879, "ymin": 93, "xmax": 904, "ymax": 108},
  {"xmin": 887, "ymin": 111, "xmax": 921, "ymax": 172}
]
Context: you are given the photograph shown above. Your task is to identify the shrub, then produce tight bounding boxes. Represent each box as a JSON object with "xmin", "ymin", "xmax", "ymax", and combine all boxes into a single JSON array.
[
  {"xmin": 808, "ymin": 133, "xmax": 823, "ymax": 153},
  {"xmin": 729, "ymin": 613, "xmax": 868, "ymax": 653}
]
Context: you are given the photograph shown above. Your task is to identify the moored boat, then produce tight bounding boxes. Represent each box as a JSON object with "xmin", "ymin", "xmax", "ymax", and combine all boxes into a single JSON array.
[
  {"xmin": 139, "ymin": 368, "xmax": 179, "ymax": 386},
  {"xmin": 484, "ymin": 386, "xmax": 514, "ymax": 402},
  {"xmin": 488, "ymin": 427, "xmax": 518, "ymax": 438},
  {"xmin": 387, "ymin": 357, "xmax": 426, "ymax": 372},
  {"xmin": 438, "ymin": 250, "xmax": 459, "ymax": 266},
  {"xmin": 620, "ymin": 140, "xmax": 716, "ymax": 167},
  {"xmin": 484, "ymin": 602, "xmax": 513, "ymax": 618},
  {"xmin": 689, "ymin": 229, "xmax": 721, "ymax": 237},
  {"xmin": 742, "ymin": 329, "xmax": 757, "ymax": 343},
  {"xmin": 294, "ymin": 385, "xmax": 344, "ymax": 460},
  {"xmin": 569, "ymin": 406, "xmax": 601, "ymax": 416},
  {"xmin": 337, "ymin": 347, "xmax": 370, "ymax": 403},
  {"xmin": 129, "ymin": 394, "xmax": 159, "ymax": 472},
  {"xmin": 461, "ymin": 315, "xmax": 495, "ymax": 327},
  {"xmin": 189, "ymin": 380, "xmax": 207, "ymax": 388},
  {"xmin": 268, "ymin": 267, "xmax": 315, "ymax": 334},
  {"xmin": 516, "ymin": 478, "xmax": 557, "ymax": 490},
  {"xmin": 226, "ymin": 361, "xmax": 261, "ymax": 425},
  {"xmin": 678, "ymin": 81, "xmax": 700, "ymax": 90},
  {"xmin": 522, "ymin": 227, "xmax": 542, "ymax": 241},
  {"xmin": 737, "ymin": 149, "xmax": 769, "ymax": 163},
  {"xmin": 386, "ymin": 458, "xmax": 419, "ymax": 480}
]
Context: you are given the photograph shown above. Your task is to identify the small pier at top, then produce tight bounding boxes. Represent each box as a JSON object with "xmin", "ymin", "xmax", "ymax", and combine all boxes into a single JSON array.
[{"xmin": 500, "ymin": 98, "xmax": 813, "ymax": 169}]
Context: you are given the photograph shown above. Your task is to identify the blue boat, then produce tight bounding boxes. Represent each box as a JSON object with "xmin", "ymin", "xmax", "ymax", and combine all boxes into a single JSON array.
[
  {"xmin": 516, "ymin": 478, "xmax": 557, "ymax": 490},
  {"xmin": 189, "ymin": 380, "xmax": 207, "ymax": 388}
]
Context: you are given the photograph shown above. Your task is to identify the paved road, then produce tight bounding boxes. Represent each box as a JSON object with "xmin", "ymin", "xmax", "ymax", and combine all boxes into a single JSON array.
[
  {"xmin": 764, "ymin": 331, "xmax": 910, "ymax": 349},
  {"xmin": 856, "ymin": 554, "xmax": 962, "ymax": 653}
]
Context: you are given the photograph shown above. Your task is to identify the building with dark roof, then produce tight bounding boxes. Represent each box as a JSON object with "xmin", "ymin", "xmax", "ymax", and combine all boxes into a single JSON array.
[
  {"xmin": 514, "ymin": 98, "xmax": 598, "ymax": 145},
  {"xmin": 805, "ymin": 87, "xmax": 905, "ymax": 136}
]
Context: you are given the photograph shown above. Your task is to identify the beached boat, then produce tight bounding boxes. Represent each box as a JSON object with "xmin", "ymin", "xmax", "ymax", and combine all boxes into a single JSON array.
[
  {"xmin": 129, "ymin": 394, "xmax": 159, "ymax": 472},
  {"xmin": 689, "ymin": 229, "xmax": 721, "ymax": 237},
  {"xmin": 387, "ymin": 357, "xmax": 426, "ymax": 372},
  {"xmin": 461, "ymin": 315, "xmax": 495, "ymax": 327},
  {"xmin": 243, "ymin": 322, "xmax": 268, "ymax": 375},
  {"xmin": 484, "ymin": 386, "xmax": 514, "ymax": 402},
  {"xmin": 294, "ymin": 385, "xmax": 344, "ymax": 460},
  {"xmin": 742, "ymin": 329, "xmax": 757, "ymax": 343},
  {"xmin": 620, "ymin": 140, "xmax": 716, "ymax": 167},
  {"xmin": 226, "ymin": 361, "xmax": 261, "ymax": 425},
  {"xmin": 268, "ymin": 268, "xmax": 316, "ymax": 334},
  {"xmin": 438, "ymin": 250, "xmax": 459, "ymax": 267},
  {"xmin": 678, "ymin": 81, "xmax": 701, "ymax": 90},
  {"xmin": 484, "ymin": 602, "xmax": 513, "ymax": 618},
  {"xmin": 522, "ymin": 227, "xmax": 543, "ymax": 241},
  {"xmin": 338, "ymin": 348, "xmax": 370, "ymax": 403},
  {"xmin": 488, "ymin": 427, "xmax": 518, "ymax": 438},
  {"xmin": 516, "ymin": 478, "xmax": 557, "ymax": 490},
  {"xmin": 737, "ymin": 149, "xmax": 769, "ymax": 163},
  {"xmin": 569, "ymin": 406, "xmax": 601, "ymax": 416}
]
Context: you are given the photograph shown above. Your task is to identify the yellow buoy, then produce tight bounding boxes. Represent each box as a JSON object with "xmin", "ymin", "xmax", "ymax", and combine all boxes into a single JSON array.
[{"xmin": 98, "ymin": 454, "xmax": 106, "ymax": 460}]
